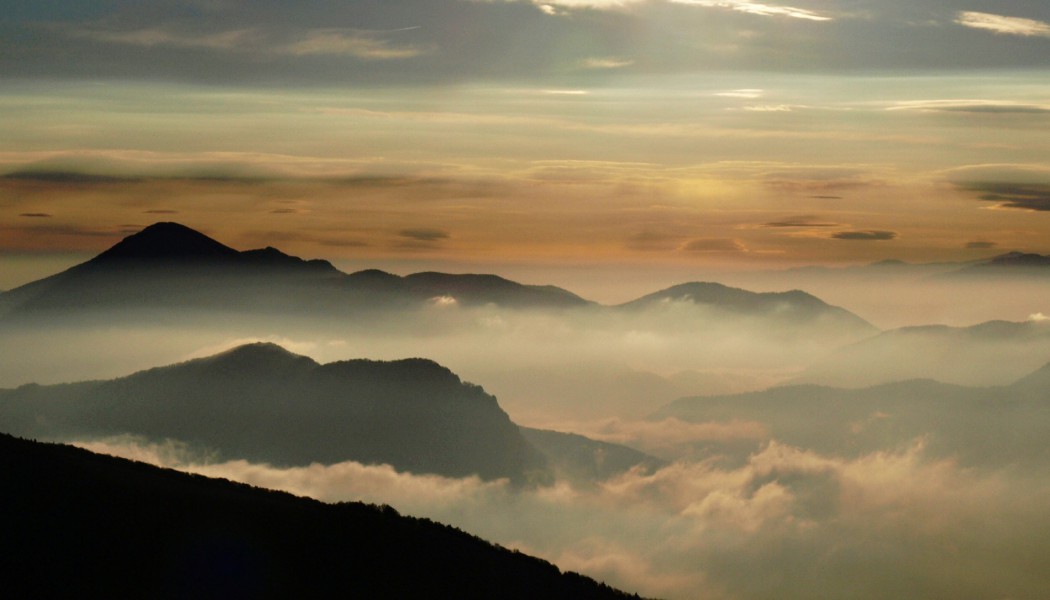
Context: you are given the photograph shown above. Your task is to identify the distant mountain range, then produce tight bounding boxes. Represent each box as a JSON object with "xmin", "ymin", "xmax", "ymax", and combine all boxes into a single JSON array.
[
  {"xmin": 945, "ymin": 251, "xmax": 1050, "ymax": 278},
  {"xmin": 795, "ymin": 319, "xmax": 1050, "ymax": 387},
  {"xmin": 0, "ymin": 222, "xmax": 873, "ymax": 335},
  {"xmin": 0, "ymin": 433, "xmax": 640, "ymax": 599},
  {"xmin": 0, "ymin": 222, "xmax": 589, "ymax": 317},
  {"xmin": 618, "ymin": 281, "xmax": 876, "ymax": 334},
  {"xmin": 654, "ymin": 361, "xmax": 1050, "ymax": 468},
  {"xmin": 0, "ymin": 343, "xmax": 660, "ymax": 484}
]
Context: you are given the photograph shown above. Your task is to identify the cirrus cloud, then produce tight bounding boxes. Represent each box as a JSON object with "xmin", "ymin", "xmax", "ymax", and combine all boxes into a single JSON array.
[{"xmin": 955, "ymin": 11, "xmax": 1050, "ymax": 38}]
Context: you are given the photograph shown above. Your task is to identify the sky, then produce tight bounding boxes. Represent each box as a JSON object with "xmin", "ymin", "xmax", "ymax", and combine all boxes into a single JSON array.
[{"xmin": 3, "ymin": 0, "xmax": 1050, "ymax": 297}]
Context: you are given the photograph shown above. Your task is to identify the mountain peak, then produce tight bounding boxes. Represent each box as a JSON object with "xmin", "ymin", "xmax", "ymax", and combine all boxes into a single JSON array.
[
  {"xmin": 196, "ymin": 342, "xmax": 319, "ymax": 372},
  {"xmin": 91, "ymin": 222, "xmax": 239, "ymax": 264}
]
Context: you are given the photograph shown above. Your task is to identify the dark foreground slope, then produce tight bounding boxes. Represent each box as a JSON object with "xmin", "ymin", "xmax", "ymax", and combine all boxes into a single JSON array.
[
  {"xmin": 0, "ymin": 433, "xmax": 639, "ymax": 600},
  {"xmin": 0, "ymin": 343, "xmax": 546, "ymax": 482}
]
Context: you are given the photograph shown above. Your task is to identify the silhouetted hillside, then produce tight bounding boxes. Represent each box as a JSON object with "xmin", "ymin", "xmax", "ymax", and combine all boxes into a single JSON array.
[
  {"xmin": 0, "ymin": 343, "xmax": 547, "ymax": 482},
  {"xmin": 91, "ymin": 221, "xmax": 242, "ymax": 263},
  {"xmin": 654, "ymin": 363, "xmax": 1050, "ymax": 467},
  {"xmin": 0, "ymin": 222, "xmax": 590, "ymax": 318},
  {"xmin": 0, "ymin": 433, "xmax": 640, "ymax": 600}
]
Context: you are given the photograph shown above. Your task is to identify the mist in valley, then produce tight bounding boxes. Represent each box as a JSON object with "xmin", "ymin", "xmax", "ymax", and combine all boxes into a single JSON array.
[{"xmin": 5, "ymin": 233, "xmax": 1050, "ymax": 598}]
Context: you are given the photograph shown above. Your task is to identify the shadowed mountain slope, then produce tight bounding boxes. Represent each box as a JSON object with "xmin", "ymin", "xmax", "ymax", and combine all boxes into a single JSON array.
[
  {"xmin": 0, "ymin": 343, "xmax": 547, "ymax": 482},
  {"xmin": 0, "ymin": 433, "xmax": 640, "ymax": 600}
]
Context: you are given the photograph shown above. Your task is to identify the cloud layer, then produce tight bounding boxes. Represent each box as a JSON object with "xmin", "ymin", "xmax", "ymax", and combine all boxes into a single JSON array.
[
  {"xmin": 4, "ymin": 1, "xmax": 1050, "ymax": 84},
  {"xmin": 77, "ymin": 435, "xmax": 1050, "ymax": 600}
]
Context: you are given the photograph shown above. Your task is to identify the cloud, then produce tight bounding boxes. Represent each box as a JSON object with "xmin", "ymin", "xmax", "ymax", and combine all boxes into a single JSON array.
[
  {"xmin": 546, "ymin": 417, "xmax": 769, "ymax": 459},
  {"xmin": 74, "ymin": 436, "xmax": 1050, "ymax": 600},
  {"xmin": 955, "ymin": 11, "xmax": 1050, "ymax": 38},
  {"xmin": 582, "ymin": 57, "xmax": 635, "ymax": 69},
  {"xmin": 888, "ymin": 99, "xmax": 1050, "ymax": 114},
  {"xmin": 947, "ymin": 165, "xmax": 1050, "ymax": 211},
  {"xmin": 279, "ymin": 29, "xmax": 427, "ymax": 60},
  {"xmin": 144, "ymin": 209, "xmax": 179, "ymax": 214},
  {"xmin": 680, "ymin": 238, "xmax": 747, "ymax": 253},
  {"xmin": 761, "ymin": 216, "xmax": 838, "ymax": 228},
  {"xmin": 3, "ymin": 170, "xmax": 136, "ymax": 184},
  {"xmin": 399, "ymin": 228, "xmax": 451, "ymax": 242},
  {"xmin": 740, "ymin": 105, "xmax": 793, "ymax": 112},
  {"xmin": 66, "ymin": 24, "xmax": 426, "ymax": 60},
  {"xmin": 715, "ymin": 89, "xmax": 763, "ymax": 99},
  {"xmin": 68, "ymin": 26, "xmax": 261, "ymax": 50},
  {"xmin": 763, "ymin": 169, "xmax": 882, "ymax": 193},
  {"xmin": 527, "ymin": 0, "xmax": 643, "ymax": 10},
  {"xmin": 627, "ymin": 231, "xmax": 682, "ymax": 252},
  {"xmin": 966, "ymin": 240, "xmax": 997, "ymax": 249},
  {"xmin": 961, "ymin": 182, "xmax": 1050, "ymax": 212},
  {"xmin": 831, "ymin": 230, "xmax": 898, "ymax": 241},
  {"xmin": 674, "ymin": 0, "xmax": 831, "ymax": 22}
]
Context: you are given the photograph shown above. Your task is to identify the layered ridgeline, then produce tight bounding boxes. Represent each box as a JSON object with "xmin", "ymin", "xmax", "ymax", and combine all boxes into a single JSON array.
[
  {"xmin": 0, "ymin": 222, "xmax": 590, "ymax": 318},
  {"xmin": 0, "ymin": 222, "xmax": 872, "ymax": 333},
  {"xmin": 0, "ymin": 343, "xmax": 660, "ymax": 483},
  {"xmin": 654, "ymin": 361, "xmax": 1050, "ymax": 468},
  {"xmin": 0, "ymin": 433, "xmax": 640, "ymax": 599}
]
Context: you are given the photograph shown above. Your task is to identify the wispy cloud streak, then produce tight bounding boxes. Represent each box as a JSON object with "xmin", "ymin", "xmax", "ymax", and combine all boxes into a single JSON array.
[{"xmin": 955, "ymin": 11, "xmax": 1050, "ymax": 37}]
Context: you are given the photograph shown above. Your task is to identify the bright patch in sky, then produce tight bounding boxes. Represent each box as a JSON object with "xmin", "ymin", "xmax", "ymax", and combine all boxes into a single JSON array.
[
  {"xmin": 676, "ymin": 0, "xmax": 831, "ymax": 21},
  {"xmin": 955, "ymin": 11, "xmax": 1050, "ymax": 37}
]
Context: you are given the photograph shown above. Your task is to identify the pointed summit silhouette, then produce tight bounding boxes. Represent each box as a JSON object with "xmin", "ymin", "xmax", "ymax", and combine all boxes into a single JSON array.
[{"xmin": 90, "ymin": 222, "xmax": 239, "ymax": 264}]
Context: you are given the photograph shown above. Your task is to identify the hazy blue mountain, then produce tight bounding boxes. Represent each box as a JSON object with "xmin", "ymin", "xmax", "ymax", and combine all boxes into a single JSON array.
[
  {"xmin": 0, "ymin": 343, "xmax": 547, "ymax": 482},
  {"xmin": 796, "ymin": 319, "xmax": 1050, "ymax": 387},
  {"xmin": 654, "ymin": 363, "xmax": 1050, "ymax": 468},
  {"xmin": 0, "ymin": 433, "xmax": 640, "ymax": 600}
]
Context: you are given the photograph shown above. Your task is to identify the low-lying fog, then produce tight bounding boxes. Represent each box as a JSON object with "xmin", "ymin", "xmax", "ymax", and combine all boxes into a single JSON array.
[
  {"xmin": 5, "ymin": 270, "xmax": 1050, "ymax": 599},
  {"xmin": 78, "ymin": 432, "xmax": 1050, "ymax": 600}
]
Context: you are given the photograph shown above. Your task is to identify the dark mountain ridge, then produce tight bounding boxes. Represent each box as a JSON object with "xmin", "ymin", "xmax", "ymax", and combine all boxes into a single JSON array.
[
  {"xmin": 0, "ymin": 222, "xmax": 590, "ymax": 317},
  {"xmin": 0, "ymin": 432, "xmax": 640, "ymax": 599},
  {"xmin": 0, "ymin": 342, "xmax": 546, "ymax": 482},
  {"xmin": 0, "ymin": 343, "xmax": 661, "ymax": 484},
  {"xmin": 1, "ymin": 222, "xmax": 876, "ymax": 327}
]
